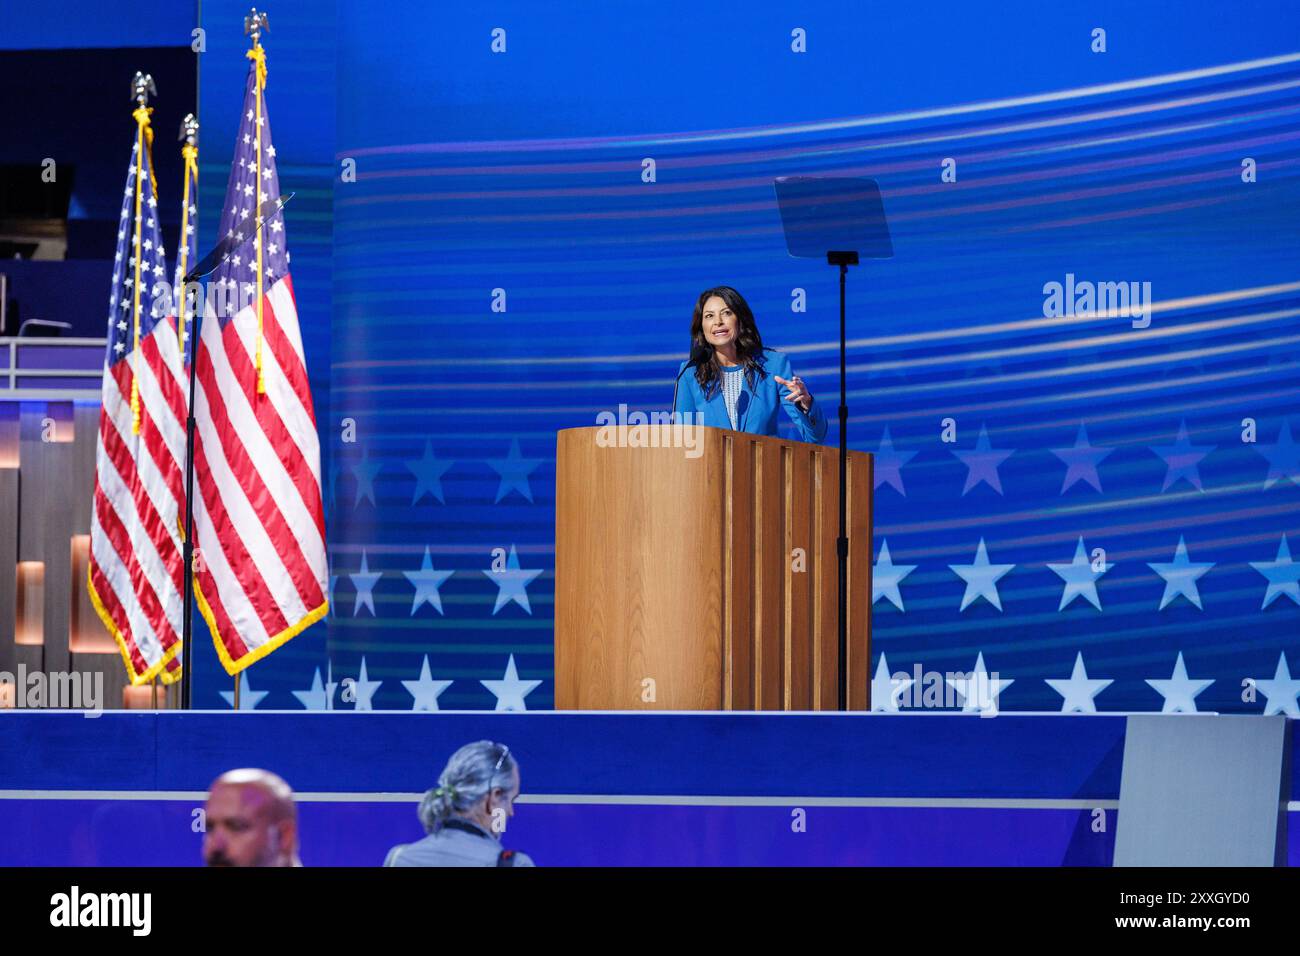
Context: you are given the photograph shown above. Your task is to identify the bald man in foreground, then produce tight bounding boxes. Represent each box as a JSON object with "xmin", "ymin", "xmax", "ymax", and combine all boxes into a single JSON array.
[{"xmin": 203, "ymin": 768, "xmax": 303, "ymax": 867}]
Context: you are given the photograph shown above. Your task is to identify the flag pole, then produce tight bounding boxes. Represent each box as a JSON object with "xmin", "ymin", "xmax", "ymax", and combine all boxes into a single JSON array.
[
  {"xmin": 177, "ymin": 109, "xmax": 201, "ymax": 709},
  {"xmin": 176, "ymin": 114, "xmax": 199, "ymax": 358},
  {"xmin": 179, "ymin": 8, "xmax": 275, "ymax": 709},
  {"xmin": 176, "ymin": 115, "xmax": 199, "ymax": 710},
  {"xmin": 246, "ymin": 7, "xmax": 269, "ymax": 396},
  {"xmin": 127, "ymin": 73, "xmax": 156, "ymax": 438},
  {"xmin": 234, "ymin": 9, "xmax": 269, "ymax": 713}
]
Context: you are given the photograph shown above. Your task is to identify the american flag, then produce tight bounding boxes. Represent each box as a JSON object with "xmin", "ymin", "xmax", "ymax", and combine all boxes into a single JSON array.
[
  {"xmin": 87, "ymin": 114, "xmax": 187, "ymax": 685},
  {"xmin": 192, "ymin": 45, "xmax": 328, "ymax": 675}
]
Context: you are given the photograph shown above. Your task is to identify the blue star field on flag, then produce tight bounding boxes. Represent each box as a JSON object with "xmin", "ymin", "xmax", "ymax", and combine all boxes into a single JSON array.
[
  {"xmin": 108, "ymin": 141, "xmax": 171, "ymax": 370},
  {"xmin": 207, "ymin": 82, "xmax": 289, "ymax": 325}
]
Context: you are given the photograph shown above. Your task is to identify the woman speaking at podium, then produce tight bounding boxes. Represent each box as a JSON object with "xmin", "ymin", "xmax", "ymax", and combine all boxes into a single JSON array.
[{"xmin": 672, "ymin": 286, "xmax": 827, "ymax": 444}]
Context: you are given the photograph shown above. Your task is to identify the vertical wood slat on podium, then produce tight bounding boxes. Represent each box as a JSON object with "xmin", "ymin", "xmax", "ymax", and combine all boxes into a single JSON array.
[{"xmin": 555, "ymin": 424, "xmax": 871, "ymax": 711}]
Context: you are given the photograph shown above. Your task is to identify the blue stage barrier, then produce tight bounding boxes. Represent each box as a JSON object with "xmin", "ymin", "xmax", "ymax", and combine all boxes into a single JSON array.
[{"xmin": 3, "ymin": 711, "xmax": 1293, "ymax": 866}]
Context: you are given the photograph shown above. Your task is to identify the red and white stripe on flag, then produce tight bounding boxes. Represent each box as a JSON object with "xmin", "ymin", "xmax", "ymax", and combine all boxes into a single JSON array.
[
  {"xmin": 191, "ymin": 50, "xmax": 328, "ymax": 674},
  {"xmin": 193, "ymin": 274, "xmax": 328, "ymax": 673},
  {"xmin": 88, "ymin": 125, "xmax": 187, "ymax": 685}
]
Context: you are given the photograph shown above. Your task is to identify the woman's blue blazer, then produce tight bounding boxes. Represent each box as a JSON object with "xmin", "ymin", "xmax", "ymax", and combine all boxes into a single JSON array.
[{"xmin": 672, "ymin": 347, "xmax": 827, "ymax": 444}]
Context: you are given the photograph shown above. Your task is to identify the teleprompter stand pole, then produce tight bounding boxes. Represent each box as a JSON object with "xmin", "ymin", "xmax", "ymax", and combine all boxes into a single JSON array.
[{"xmin": 829, "ymin": 250, "xmax": 858, "ymax": 712}]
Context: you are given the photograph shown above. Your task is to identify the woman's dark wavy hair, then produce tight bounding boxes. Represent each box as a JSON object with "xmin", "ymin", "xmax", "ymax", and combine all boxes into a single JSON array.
[{"xmin": 690, "ymin": 286, "xmax": 766, "ymax": 399}]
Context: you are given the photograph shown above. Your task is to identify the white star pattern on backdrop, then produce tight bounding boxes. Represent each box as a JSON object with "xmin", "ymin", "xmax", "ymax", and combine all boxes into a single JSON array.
[
  {"xmin": 949, "ymin": 537, "xmax": 1014, "ymax": 611},
  {"xmin": 220, "ymin": 672, "xmax": 267, "ymax": 711},
  {"xmin": 1044, "ymin": 653, "xmax": 1113, "ymax": 713},
  {"xmin": 350, "ymin": 551, "xmax": 382, "ymax": 616},
  {"xmin": 945, "ymin": 652, "xmax": 1013, "ymax": 715},
  {"xmin": 408, "ymin": 441, "xmax": 455, "ymax": 504},
  {"xmin": 482, "ymin": 544, "xmax": 543, "ymax": 614},
  {"xmin": 1145, "ymin": 652, "xmax": 1214, "ymax": 713},
  {"xmin": 292, "ymin": 667, "xmax": 329, "ymax": 710},
  {"xmin": 347, "ymin": 657, "xmax": 383, "ymax": 711},
  {"xmin": 204, "ymin": 29, "xmax": 1290, "ymax": 717},
  {"xmin": 1050, "ymin": 423, "xmax": 1114, "ymax": 494},
  {"xmin": 873, "ymin": 426, "xmax": 917, "ymax": 495},
  {"xmin": 481, "ymin": 655, "xmax": 542, "ymax": 711},
  {"xmin": 324, "ymin": 662, "xmax": 338, "ymax": 711},
  {"xmin": 1254, "ymin": 420, "xmax": 1300, "ymax": 489},
  {"xmin": 1250, "ymin": 652, "xmax": 1300, "ymax": 717},
  {"xmin": 951, "ymin": 423, "xmax": 1014, "ymax": 495},
  {"xmin": 1147, "ymin": 535, "xmax": 1214, "ymax": 610},
  {"xmin": 1149, "ymin": 420, "xmax": 1213, "ymax": 492},
  {"xmin": 872, "ymin": 539, "xmax": 917, "ymax": 611},
  {"xmin": 1048, "ymin": 537, "xmax": 1111, "ymax": 610},
  {"xmin": 404, "ymin": 547, "xmax": 455, "ymax": 615},
  {"xmin": 1250, "ymin": 534, "xmax": 1300, "ymax": 608},
  {"xmin": 350, "ymin": 448, "xmax": 383, "ymax": 507},
  {"xmin": 488, "ymin": 438, "xmax": 540, "ymax": 503},
  {"xmin": 871, "ymin": 654, "xmax": 914, "ymax": 713},
  {"xmin": 402, "ymin": 656, "xmax": 454, "ymax": 711}
]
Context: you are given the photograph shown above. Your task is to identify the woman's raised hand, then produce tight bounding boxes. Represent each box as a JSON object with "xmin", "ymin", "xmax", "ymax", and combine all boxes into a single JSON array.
[{"xmin": 774, "ymin": 374, "xmax": 812, "ymax": 412}]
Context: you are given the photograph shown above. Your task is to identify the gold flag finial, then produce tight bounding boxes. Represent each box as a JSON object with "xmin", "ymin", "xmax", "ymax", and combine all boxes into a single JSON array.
[
  {"xmin": 244, "ymin": 8, "xmax": 269, "ymax": 43},
  {"xmin": 178, "ymin": 112, "xmax": 199, "ymax": 145},
  {"xmin": 130, "ymin": 71, "xmax": 157, "ymax": 106}
]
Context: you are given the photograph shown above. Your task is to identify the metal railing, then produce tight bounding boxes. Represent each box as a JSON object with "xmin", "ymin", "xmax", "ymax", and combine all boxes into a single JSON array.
[{"xmin": 0, "ymin": 336, "xmax": 105, "ymax": 400}]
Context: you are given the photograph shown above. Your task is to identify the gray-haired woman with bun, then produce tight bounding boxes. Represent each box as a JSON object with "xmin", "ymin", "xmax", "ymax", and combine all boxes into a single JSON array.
[{"xmin": 384, "ymin": 740, "xmax": 535, "ymax": 867}]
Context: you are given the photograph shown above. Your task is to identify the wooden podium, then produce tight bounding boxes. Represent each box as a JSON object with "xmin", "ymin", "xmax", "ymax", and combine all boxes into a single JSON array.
[{"xmin": 555, "ymin": 424, "xmax": 872, "ymax": 711}]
